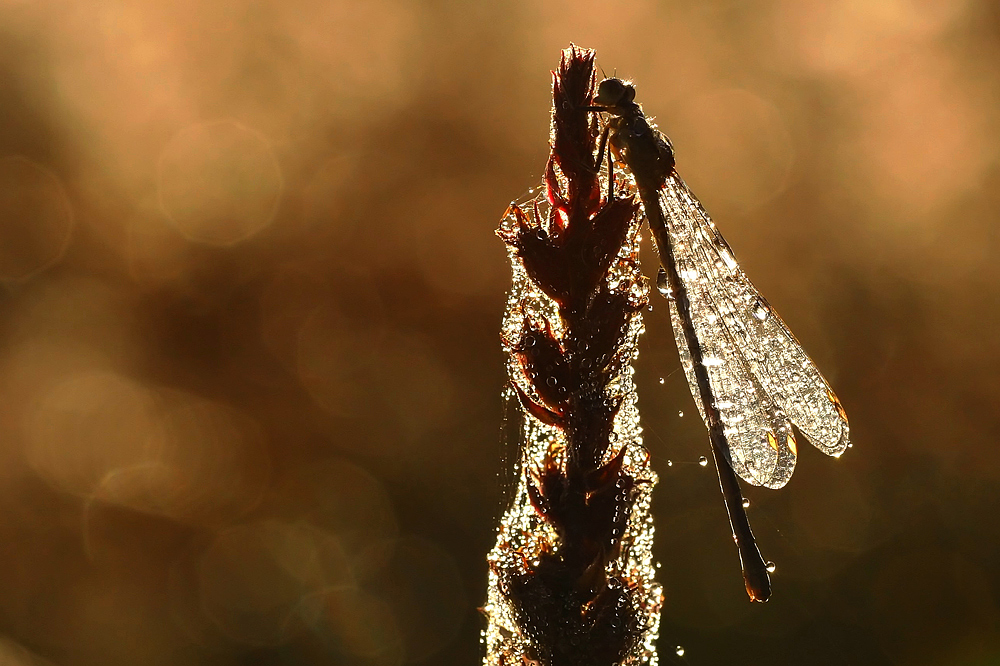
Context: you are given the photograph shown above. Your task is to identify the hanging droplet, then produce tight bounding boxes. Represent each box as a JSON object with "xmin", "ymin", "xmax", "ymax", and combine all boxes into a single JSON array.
[
  {"xmin": 742, "ymin": 498, "xmax": 751, "ymax": 508},
  {"xmin": 675, "ymin": 646, "xmax": 685, "ymax": 657},
  {"xmin": 666, "ymin": 460, "xmax": 673, "ymax": 467},
  {"xmin": 656, "ymin": 267, "xmax": 673, "ymax": 299},
  {"xmin": 678, "ymin": 411, "xmax": 684, "ymax": 418},
  {"xmin": 766, "ymin": 561, "xmax": 776, "ymax": 573},
  {"xmin": 658, "ymin": 378, "xmax": 665, "ymax": 385},
  {"xmin": 698, "ymin": 456, "xmax": 708, "ymax": 467}
]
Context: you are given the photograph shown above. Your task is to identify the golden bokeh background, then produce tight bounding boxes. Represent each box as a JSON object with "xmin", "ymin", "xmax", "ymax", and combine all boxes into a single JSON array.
[{"xmin": 0, "ymin": 0, "xmax": 998, "ymax": 664}]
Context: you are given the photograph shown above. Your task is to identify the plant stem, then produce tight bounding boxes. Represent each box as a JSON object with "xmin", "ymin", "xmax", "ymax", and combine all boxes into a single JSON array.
[{"xmin": 483, "ymin": 45, "xmax": 662, "ymax": 666}]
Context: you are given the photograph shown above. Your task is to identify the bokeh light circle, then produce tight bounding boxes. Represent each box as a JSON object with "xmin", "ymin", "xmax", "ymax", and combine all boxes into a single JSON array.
[
  {"xmin": 0, "ymin": 155, "xmax": 74, "ymax": 282},
  {"xmin": 670, "ymin": 89, "xmax": 794, "ymax": 211},
  {"xmin": 158, "ymin": 120, "xmax": 283, "ymax": 246}
]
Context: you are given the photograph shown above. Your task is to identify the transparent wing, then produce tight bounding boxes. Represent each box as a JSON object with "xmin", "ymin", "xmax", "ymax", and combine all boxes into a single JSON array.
[{"xmin": 657, "ymin": 174, "xmax": 849, "ymax": 489}]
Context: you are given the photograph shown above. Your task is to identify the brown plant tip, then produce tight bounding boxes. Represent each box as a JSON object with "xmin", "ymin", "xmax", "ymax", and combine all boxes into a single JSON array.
[
  {"xmin": 547, "ymin": 47, "xmax": 602, "ymax": 220},
  {"xmin": 485, "ymin": 45, "xmax": 661, "ymax": 666},
  {"xmin": 500, "ymin": 47, "xmax": 640, "ymax": 316}
]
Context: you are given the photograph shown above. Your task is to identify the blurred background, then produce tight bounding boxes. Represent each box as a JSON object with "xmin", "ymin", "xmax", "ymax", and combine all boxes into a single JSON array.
[{"xmin": 0, "ymin": 0, "xmax": 998, "ymax": 664}]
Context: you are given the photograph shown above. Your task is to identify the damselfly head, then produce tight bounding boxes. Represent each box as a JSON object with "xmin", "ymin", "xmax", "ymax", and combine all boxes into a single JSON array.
[{"xmin": 594, "ymin": 77, "xmax": 635, "ymax": 108}]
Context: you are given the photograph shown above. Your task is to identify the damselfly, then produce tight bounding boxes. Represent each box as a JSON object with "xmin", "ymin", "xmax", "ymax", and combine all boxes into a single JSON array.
[{"xmin": 589, "ymin": 77, "xmax": 850, "ymax": 602}]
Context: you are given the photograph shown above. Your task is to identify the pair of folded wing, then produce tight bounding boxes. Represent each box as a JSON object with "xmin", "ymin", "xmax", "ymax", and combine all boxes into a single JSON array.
[{"xmin": 654, "ymin": 174, "xmax": 850, "ymax": 489}]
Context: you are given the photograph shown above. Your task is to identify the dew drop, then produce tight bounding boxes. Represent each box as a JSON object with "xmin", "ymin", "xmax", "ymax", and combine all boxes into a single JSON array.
[
  {"xmin": 752, "ymin": 300, "xmax": 769, "ymax": 321},
  {"xmin": 698, "ymin": 456, "xmax": 708, "ymax": 467},
  {"xmin": 546, "ymin": 377, "xmax": 557, "ymax": 387},
  {"xmin": 675, "ymin": 645, "xmax": 685, "ymax": 657},
  {"xmin": 742, "ymin": 498, "xmax": 751, "ymax": 508},
  {"xmin": 656, "ymin": 267, "xmax": 673, "ymax": 298},
  {"xmin": 766, "ymin": 561, "xmax": 776, "ymax": 573},
  {"xmin": 678, "ymin": 411, "xmax": 684, "ymax": 418},
  {"xmin": 666, "ymin": 460, "xmax": 673, "ymax": 467},
  {"xmin": 658, "ymin": 378, "xmax": 665, "ymax": 385}
]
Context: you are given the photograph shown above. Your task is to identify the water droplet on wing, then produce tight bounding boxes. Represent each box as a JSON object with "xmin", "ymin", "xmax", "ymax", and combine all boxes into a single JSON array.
[{"xmin": 752, "ymin": 299, "xmax": 769, "ymax": 321}]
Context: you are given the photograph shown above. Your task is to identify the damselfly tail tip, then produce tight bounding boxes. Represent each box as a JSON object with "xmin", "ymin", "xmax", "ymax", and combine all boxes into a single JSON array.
[{"xmin": 744, "ymin": 571, "xmax": 772, "ymax": 603}]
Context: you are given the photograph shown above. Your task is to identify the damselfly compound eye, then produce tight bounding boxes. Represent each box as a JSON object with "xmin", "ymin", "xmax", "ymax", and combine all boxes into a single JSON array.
[{"xmin": 593, "ymin": 77, "xmax": 634, "ymax": 107}]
